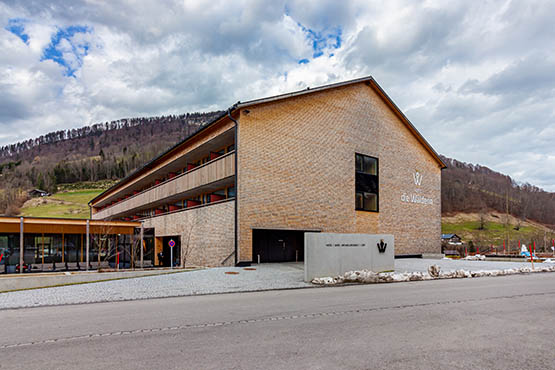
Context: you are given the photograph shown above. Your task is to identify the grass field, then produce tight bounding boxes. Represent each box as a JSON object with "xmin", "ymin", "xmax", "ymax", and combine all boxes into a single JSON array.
[
  {"xmin": 50, "ymin": 190, "xmax": 104, "ymax": 205},
  {"xmin": 21, "ymin": 189, "xmax": 104, "ymax": 219},
  {"xmin": 442, "ymin": 215, "xmax": 555, "ymax": 251}
]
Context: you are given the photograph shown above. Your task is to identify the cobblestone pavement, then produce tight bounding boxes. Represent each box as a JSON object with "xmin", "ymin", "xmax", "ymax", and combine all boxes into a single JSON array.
[{"xmin": 0, "ymin": 259, "xmax": 550, "ymax": 309}]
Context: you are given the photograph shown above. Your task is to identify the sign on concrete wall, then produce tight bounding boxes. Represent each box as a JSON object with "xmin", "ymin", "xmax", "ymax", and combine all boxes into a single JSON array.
[{"xmin": 304, "ymin": 233, "xmax": 394, "ymax": 282}]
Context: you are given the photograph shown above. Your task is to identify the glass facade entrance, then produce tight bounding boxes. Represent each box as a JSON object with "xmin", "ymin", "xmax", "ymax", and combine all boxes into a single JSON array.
[{"xmin": 1, "ymin": 232, "xmax": 155, "ymax": 273}]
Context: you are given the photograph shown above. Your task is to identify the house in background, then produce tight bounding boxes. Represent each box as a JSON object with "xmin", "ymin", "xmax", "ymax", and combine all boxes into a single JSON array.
[
  {"xmin": 441, "ymin": 233, "xmax": 463, "ymax": 255},
  {"xmin": 28, "ymin": 189, "xmax": 50, "ymax": 198}
]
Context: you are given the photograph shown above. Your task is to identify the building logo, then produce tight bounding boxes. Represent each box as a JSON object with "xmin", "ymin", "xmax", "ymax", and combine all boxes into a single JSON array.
[
  {"xmin": 377, "ymin": 239, "xmax": 387, "ymax": 253},
  {"xmin": 401, "ymin": 170, "xmax": 433, "ymax": 205},
  {"xmin": 413, "ymin": 171, "xmax": 423, "ymax": 186}
]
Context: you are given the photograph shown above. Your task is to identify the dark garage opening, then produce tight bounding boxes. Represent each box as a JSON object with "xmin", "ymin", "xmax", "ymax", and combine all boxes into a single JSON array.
[{"xmin": 252, "ymin": 229, "xmax": 306, "ymax": 263}]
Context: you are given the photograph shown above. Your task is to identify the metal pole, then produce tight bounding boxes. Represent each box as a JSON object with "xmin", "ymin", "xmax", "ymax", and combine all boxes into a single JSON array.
[
  {"xmin": 19, "ymin": 217, "xmax": 24, "ymax": 274},
  {"xmin": 86, "ymin": 220, "xmax": 90, "ymax": 271},
  {"xmin": 170, "ymin": 242, "xmax": 173, "ymax": 270},
  {"xmin": 116, "ymin": 235, "xmax": 119, "ymax": 270},
  {"xmin": 140, "ymin": 223, "xmax": 144, "ymax": 269}
]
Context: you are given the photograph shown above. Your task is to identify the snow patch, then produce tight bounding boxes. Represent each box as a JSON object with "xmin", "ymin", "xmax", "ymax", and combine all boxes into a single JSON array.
[
  {"xmin": 463, "ymin": 254, "xmax": 486, "ymax": 261},
  {"xmin": 311, "ymin": 264, "xmax": 555, "ymax": 285}
]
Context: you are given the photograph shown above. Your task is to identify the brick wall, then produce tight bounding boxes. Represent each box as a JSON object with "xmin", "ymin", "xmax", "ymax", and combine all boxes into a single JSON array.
[
  {"xmin": 237, "ymin": 82, "xmax": 442, "ymax": 261},
  {"xmin": 141, "ymin": 200, "xmax": 235, "ymax": 267}
]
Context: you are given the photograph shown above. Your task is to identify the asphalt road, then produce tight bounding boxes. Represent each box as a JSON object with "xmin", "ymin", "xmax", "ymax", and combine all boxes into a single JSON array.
[{"xmin": 1, "ymin": 273, "xmax": 555, "ymax": 370}]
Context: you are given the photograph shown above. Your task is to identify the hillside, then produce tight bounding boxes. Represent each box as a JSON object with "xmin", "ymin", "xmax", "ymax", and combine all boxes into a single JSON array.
[
  {"xmin": 0, "ymin": 111, "xmax": 222, "ymax": 215},
  {"xmin": 442, "ymin": 212, "xmax": 555, "ymax": 253},
  {"xmin": 440, "ymin": 155, "xmax": 555, "ymax": 227},
  {"xmin": 19, "ymin": 181, "xmax": 115, "ymax": 219}
]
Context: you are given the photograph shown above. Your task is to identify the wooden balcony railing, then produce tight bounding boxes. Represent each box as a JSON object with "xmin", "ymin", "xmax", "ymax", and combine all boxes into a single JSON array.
[{"xmin": 92, "ymin": 152, "xmax": 235, "ymax": 220}]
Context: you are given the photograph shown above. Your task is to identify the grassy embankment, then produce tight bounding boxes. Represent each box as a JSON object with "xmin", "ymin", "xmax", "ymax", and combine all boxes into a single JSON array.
[
  {"xmin": 20, "ymin": 180, "xmax": 115, "ymax": 219},
  {"xmin": 442, "ymin": 212, "xmax": 555, "ymax": 252}
]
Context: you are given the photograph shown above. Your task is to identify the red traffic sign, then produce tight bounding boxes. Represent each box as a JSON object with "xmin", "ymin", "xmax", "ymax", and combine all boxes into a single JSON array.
[{"xmin": 168, "ymin": 239, "xmax": 175, "ymax": 248}]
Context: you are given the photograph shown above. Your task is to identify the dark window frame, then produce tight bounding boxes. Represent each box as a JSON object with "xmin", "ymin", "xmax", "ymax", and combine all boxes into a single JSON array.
[{"xmin": 355, "ymin": 153, "xmax": 379, "ymax": 212}]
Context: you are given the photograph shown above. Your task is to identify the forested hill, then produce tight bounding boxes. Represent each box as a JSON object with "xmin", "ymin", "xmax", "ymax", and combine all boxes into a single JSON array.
[
  {"xmin": 0, "ymin": 111, "xmax": 222, "ymax": 214},
  {"xmin": 0, "ymin": 112, "xmax": 222, "ymax": 163},
  {"xmin": 441, "ymin": 155, "xmax": 555, "ymax": 226}
]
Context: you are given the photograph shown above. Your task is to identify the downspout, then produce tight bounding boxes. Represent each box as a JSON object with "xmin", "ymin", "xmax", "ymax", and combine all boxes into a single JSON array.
[{"xmin": 227, "ymin": 106, "xmax": 239, "ymax": 266}]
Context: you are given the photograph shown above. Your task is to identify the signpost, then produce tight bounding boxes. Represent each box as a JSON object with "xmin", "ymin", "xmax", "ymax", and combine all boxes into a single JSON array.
[{"xmin": 168, "ymin": 239, "xmax": 175, "ymax": 270}]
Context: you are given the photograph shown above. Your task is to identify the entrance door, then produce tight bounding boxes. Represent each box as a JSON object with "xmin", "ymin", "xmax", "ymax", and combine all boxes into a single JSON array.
[
  {"xmin": 162, "ymin": 236, "xmax": 181, "ymax": 267},
  {"xmin": 252, "ymin": 229, "xmax": 305, "ymax": 263}
]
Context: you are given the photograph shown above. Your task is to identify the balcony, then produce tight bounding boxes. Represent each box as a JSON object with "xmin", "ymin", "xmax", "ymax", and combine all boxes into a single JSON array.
[{"xmin": 93, "ymin": 152, "xmax": 235, "ymax": 220}]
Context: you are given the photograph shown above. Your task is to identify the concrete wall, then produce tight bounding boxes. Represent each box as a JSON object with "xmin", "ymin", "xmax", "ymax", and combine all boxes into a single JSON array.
[
  {"xmin": 304, "ymin": 233, "xmax": 394, "ymax": 281},
  {"xmin": 141, "ymin": 200, "xmax": 235, "ymax": 267},
  {"xmin": 237, "ymin": 82, "xmax": 442, "ymax": 261}
]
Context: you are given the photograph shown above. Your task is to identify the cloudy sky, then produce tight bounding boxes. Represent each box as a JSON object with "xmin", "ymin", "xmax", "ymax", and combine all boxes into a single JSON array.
[{"xmin": 1, "ymin": 0, "xmax": 555, "ymax": 189}]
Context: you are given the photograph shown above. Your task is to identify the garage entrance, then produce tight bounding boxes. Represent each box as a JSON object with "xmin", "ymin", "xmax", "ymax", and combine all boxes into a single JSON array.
[{"xmin": 252, "ymin": 229, "xmax": 306, "ymax": 263}]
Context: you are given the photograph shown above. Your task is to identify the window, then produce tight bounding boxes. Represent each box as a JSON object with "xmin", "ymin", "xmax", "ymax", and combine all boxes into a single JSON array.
[
  {"xmin": 213, "ymin": 189, "xmax": 226, "ymax": 197},
  {"xmin": 355, "ymin": 153, "xmax": 378, "ymax": 212},
  {"xmin": 227, "ymin": 186, "xmax": 236, "ymax": 198}
]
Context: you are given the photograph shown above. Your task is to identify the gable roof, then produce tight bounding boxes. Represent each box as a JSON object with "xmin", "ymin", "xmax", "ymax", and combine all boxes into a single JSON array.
[
  {"xmin": 239, "ymin": 76, "xmax": 446, "ymax": 168},
  {"xmin": 90, "ymin": 76, "xmax": 446, "ymax": 205}
]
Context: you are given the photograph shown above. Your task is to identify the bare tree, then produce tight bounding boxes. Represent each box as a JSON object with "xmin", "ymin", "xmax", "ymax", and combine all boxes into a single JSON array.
[{"xmin": 180, "ymin": 220, "xmax": 198, "ymax": 268}]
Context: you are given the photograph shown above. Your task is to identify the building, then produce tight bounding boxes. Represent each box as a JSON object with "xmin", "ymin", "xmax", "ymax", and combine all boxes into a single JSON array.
[
  {"xmin": 89, "ymin": 76, "xmax": 446, "ymax": 267},
  {"xmin": 441, "ymin": 233, "xmax": 463, "ymax": 256},
  {"xmin": 28, "ymin": 189, "xmax": 50, "ymax": 198},
  {"xmin": 0, "ymin": 217, "xmax": 140, "ymax": 273},
  {"xmin": 441, "ymin": 233, "xmax": 462, "ymax": 244}
]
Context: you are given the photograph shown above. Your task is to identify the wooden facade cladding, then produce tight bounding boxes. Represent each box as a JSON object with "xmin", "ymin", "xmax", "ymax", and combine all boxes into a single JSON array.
[
  {"xmin": 91, "ymin": 117, "xmax": 236, "ymax": 206},
  {"xmin": 0, "ymin": 217, "xmax": 139, "ymax": 235},
  {"xmin": 92, "ymin": 152, "xmax": 236, "ymax": 220}
]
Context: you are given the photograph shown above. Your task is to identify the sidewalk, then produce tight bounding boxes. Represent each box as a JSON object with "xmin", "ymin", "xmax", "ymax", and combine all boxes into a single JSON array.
[{"xmin": 1, "ymin": 259, "xmax": 551, "ymax": 310}]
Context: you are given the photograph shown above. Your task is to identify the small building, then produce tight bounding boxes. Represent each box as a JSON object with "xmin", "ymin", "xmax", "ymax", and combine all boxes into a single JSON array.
[
  {"xmin": 441, "ymin": 233, "xmax": 462, "ymax": 255},
  {"xmin": 0, "ymin": 216, "xmax": 141, "ymax": 273},
  {"xmin": 441, "ymin": 233, "xmax": 462, "ymax": 244},
  {"xmin": 28, "ymin": 189, "xmax": 49, "ymax": 198},
  {"xmin": 89, "ymin": 76, "xmax": 446, "ymax": 267}
]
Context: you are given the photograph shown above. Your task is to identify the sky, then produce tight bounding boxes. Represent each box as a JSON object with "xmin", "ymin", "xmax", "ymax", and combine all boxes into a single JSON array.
[{"xmin": 1, "ymin": 0, "xmax": 555, "ymax": 190}]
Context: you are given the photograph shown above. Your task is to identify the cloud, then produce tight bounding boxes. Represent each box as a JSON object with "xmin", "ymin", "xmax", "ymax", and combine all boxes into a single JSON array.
[{"xmin": 0, "ymin": 0, "xmax": 555, "ymax": 190}]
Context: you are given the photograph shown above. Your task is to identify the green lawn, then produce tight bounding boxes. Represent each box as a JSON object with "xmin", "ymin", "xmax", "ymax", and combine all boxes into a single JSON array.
[
  {"xmin": 21, "ymin": 189, "xmax": 104, "ymax": 219},
  {"xmin": 442, "ymin": 220, "xmax": 551, "ymax": 249},
  {"xmin": 50, "ymin": 189, "xmax": 104, "ymax": 204}
]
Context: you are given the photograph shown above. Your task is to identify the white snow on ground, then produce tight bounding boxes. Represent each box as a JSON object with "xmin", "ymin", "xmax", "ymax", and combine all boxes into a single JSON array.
[
  {"xmin": 312, "ymin": 264, "xmax": 555, "ymax": 285},
  {"xmin": 462, "ymin": 254, "xmax": 486, "ymax": 261}
]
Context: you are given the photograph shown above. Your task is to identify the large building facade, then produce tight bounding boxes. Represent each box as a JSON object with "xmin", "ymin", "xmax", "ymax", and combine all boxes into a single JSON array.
[{"xmin": 90, "ymin": 76, "xmax": 446, "ymax": 267}]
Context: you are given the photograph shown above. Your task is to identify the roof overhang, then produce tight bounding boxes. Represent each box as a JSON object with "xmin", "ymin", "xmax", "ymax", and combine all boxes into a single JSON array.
[{"xmin": 0, "ymin": 216, "xmax": 140, "ymax": 234}]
